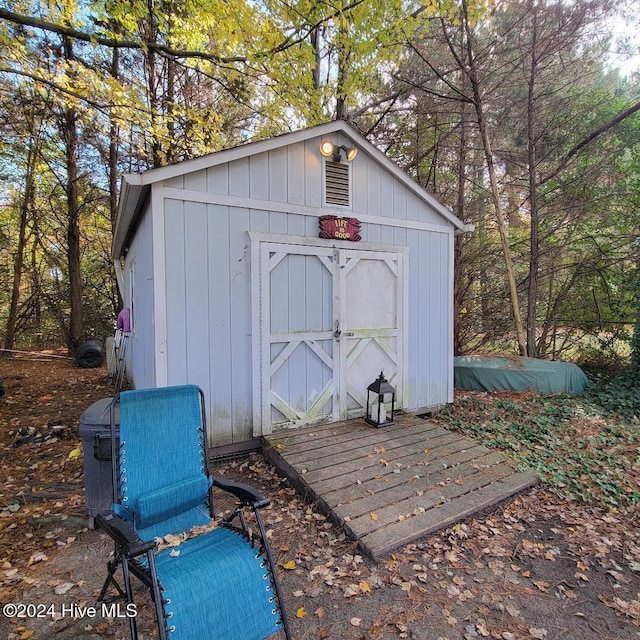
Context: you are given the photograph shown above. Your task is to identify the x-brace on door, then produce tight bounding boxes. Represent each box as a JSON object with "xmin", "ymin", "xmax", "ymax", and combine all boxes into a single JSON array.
[{"xmin": 255, "ymin": 241, "xmax": 407, "ymax": 434}]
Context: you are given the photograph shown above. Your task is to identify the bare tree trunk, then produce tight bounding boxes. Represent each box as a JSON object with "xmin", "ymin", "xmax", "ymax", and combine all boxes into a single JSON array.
[
  {"xmin": 142, "ymin": 1, "xmax": 162, "ymax": 167},
  {"xmin": 311, "ymin": 24, "xmax": 321, "ymax": 90},
  {"xmin": 108, "ymin": 46, "xmax": 120, "ymax": 237},
  {"xmin": 453, "ymin": 49, "xmax": 468, "ymax": 355},
  {"xmin": 461, "ymin": 0, "xmax": 527, "ymax": 355},
  {"xmin": 525, "ymin": 3, "xmax": 540, "ymax": 357},
  {"xmin": 165, "ymin": 56, "xmax": 176, "ymax": 163},
  {"xmin": 108, "ymin": 44, "xmax": 123, "ymax": 312},
  {"xmin": 62, "ymin": 36, "xmax": 83, "ymax": 352},
  {"xmin": 335, "ymin": 1, "xmax": 351, "ymax": 121},
  {"xmin": 335, "ymin": 68, "xmax": 348, "ymax": 121},
  {"xmin": 29, "ymin": 217, "xmax": 42, "ymax": 341},
  {"xmin": 5, "ymin": 141, "xmax": 38, "ymax": 351}
]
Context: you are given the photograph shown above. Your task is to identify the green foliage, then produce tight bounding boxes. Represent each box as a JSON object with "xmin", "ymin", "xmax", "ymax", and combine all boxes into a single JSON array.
[
  {"xmin": 630, "ymin": 239, "xmax": 640, "ymax": 373},
  {"xmin": 391, "ymin": 1, "xmax": 640, "ymax": 359},
  {"xmin": 437, "ymin": 381, "xmax": 640, "ymax": 510},
  {"xmin": 0, "ymin": 0, "xmax": 474, "ymax": 347},
  {"xmin": 583, "ymin": 369, "xmax": 640, "ymax": 423},
  {"xmin": 0, "ymin": 0, "xmax": 638, "ymax": 353}
]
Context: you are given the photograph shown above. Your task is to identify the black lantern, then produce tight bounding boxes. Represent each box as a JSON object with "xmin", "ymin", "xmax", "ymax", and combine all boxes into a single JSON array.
[{"xmin": 365, "ymin": 371, "xmax": 395, "ymax": 428}]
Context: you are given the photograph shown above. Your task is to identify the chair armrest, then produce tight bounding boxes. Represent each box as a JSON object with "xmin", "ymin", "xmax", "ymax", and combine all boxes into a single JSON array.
[
  {"xmin": 212, "ymin": 478, "xmax": 270, "ymax": 510},
  {"xmin": 96, "ymin": 512, "xmax": 156, "ymax": 557}
]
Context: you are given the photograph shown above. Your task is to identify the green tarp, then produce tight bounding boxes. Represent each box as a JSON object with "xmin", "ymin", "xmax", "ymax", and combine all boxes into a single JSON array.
[{"xmin": 454, "ymin": 355, "xmax": 588, "ymax": 396}]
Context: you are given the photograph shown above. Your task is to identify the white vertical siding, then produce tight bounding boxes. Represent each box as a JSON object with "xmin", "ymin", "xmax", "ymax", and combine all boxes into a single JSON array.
[
  {"xmin": 126, "ymin": 130, "xmax": 457, "ymax": 446},
  {"xmin": 406, "ymin": 228, "xmax": 452, "ymax": 409},
  {"xmin": 123, "ymin": 202, "xmax": 156, "ymax": 390},
  {"xmin": 162, "ymin": 199, "xmax": 263, "ymax": 445},
  {"xmin": 164, "ymin": 199, "xmax": 188, "ymax": 383},
  {"xmin": 184, "ymin": 201, "xmax": 211, "ymax": 388},
  {"xmin": 208, "ymin": 205, "xmax": 233, "ymax": 444},
  {"xmin": 249, "ymin": 152, "xmax": 269, "ymax": 200},
  {"xmin": 304, "ymin": 139, "xmax": 322, "ymax": 207},
  {"xmin": 287, "ymin": 142, "xmax": 306, "ymax": 205},
  {"xmin": 228, "ymin": 208, "xmax": 254, "ymax": 441},
  {"xmin": 268, "ymin": 147, "xmax": 288, "ymax": 202},
  {"xmin": 207, "ymin": 164, "xmax": 229, "ymax": 193},
  {"xmin": 365, "ymin": 160, "xmax": 382, "ymax": 216},
  {"xmin": 229, "ymin": 158, "xmax": 250, "ymax": 197}
]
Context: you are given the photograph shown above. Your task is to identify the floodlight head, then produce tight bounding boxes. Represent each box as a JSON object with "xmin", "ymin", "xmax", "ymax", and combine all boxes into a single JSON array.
[{"xmin": 319, "ymin": 140, "xmax": 358, "ymax": 162}]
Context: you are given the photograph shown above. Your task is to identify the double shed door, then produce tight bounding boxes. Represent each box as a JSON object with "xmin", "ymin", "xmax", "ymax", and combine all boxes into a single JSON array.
[{"xmin": 257, "ymin": 241, "xmax": 407, "ymax": 433}]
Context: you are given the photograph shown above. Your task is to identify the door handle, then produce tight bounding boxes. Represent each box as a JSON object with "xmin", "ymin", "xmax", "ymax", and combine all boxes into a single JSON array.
[{"xmin": 334, "ymin": 320, "xmax": 341, "ymax": 339}]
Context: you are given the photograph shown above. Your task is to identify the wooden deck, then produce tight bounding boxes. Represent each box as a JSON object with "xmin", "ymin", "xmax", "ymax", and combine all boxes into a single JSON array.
[{"xmin": 263, "ymin": 414, "xmax": 538, "ymax": 558}]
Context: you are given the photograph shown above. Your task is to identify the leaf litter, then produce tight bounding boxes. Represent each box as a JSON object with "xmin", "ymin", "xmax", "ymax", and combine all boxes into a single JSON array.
[{"xmin": 0, "ymin": 357, "xmax": 639, "ymax": 639}]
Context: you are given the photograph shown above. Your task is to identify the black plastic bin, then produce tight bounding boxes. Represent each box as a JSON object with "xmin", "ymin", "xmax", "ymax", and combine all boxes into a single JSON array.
[{"xmin": 79, "ymin": 397, "xmax": 119, "ymax": 528}]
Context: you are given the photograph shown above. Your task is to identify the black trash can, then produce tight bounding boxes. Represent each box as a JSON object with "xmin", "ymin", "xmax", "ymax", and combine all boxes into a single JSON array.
[{"xmin": 79, "ymin": 397, "xmax": 119, "ymax": 528}]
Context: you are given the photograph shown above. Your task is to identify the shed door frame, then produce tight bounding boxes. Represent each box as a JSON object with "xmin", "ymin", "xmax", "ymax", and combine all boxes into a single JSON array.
[{"xmin": 250, "ymin": 232, "xmax": 409, "ymax": 436}]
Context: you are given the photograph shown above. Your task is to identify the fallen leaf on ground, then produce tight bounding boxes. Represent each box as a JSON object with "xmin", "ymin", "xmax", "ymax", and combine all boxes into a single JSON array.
[
  {"xmin": 54, "ymin": 582, "xmax": 74, "ymax": 595},
  {"xmin": 26, "ymin": 552, "xmax": 48, "ymax": 566}
]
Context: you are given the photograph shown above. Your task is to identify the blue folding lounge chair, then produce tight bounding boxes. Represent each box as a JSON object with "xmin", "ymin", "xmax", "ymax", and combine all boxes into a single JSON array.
[{"xmin": 96, "ymin": 385, "xmax": 290, "ymax": 640}]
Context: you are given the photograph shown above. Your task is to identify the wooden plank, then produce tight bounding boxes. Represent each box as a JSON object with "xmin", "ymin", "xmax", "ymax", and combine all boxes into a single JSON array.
[
  {"xmin": 264, "ymin": 420, "xmax": 433, "ymax": 463},
  {"xmin": 269, "ymin": 413, "xmax": 433, "ymax": 441},
  {"xmin": 360, "ymin": 471, "xmax": 539, "ymax": 557},
  {"xmin": 322, "ymin": 448, "xmax": 504, "ymax": 512},
  {"xmin": 298, "ymin": 431, "xmax": 464, "ymax": 482},
  {"xmin": 262, "ymin": 438, "xmax": 325, "ymax": 506},
  {"xmin": 267, "ymin": 146, "xmax": 288, "ymax": 202},
  {"xmin": 228, "ymin": 156, "xmax": 250, "ymax": 198},
  {"xmin": 267, "ymin": 417, "xmax": 424, "ymax": 450},
  {"xmin": 311, "ymin": 435, "xmax": 482, "ymax": 497},
  {"xmin": 341, "ymin": 458, "xmax": 516, "ymax": 538},
  {"xmin": 280, "ymin": 420, "xmax": 442, "ymax": 464},
  {"xmin": 267, "ymin": 422, "xmax": 406, "ymax": 457},
  {"xmin": 263, "ymin": 418, "xmax": 538, "ymax": 559},
  {"xmin": 304, "ymin": 139, "xmax": 322, "ymax": 208},
  {"xmin": 298, "ymin": 428, "xmax": 475, "ymax": 483}
]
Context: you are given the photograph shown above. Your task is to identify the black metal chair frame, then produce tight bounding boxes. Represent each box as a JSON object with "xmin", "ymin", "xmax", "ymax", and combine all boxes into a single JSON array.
[{"xmin": 96, "ymin": 392, "xmax": 291, "ymax": 640}]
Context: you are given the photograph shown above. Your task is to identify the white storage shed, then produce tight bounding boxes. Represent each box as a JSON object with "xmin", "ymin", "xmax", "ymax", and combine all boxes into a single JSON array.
[{"xmin": 113, "ymin": 121, "xmax": 470, "ymax": 450}]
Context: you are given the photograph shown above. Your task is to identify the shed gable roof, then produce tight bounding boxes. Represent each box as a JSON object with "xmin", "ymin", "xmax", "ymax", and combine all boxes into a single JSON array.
[{"xmin": 114, "ymin": 120, "xmax": 468, "ymax": 258}]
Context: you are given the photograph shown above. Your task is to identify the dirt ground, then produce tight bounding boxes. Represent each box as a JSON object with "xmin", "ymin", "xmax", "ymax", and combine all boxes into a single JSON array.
[{"xmin": 0, "ymin": 355, "xmax": 638, "ymax": 640}]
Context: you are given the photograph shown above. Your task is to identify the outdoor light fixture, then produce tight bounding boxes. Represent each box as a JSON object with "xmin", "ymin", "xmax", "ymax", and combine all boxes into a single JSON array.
[
  {"xmin": 319, "ymin": 140, "xmax": 358, "ymax": 162},
  {"xmin": 365, "ymin": 371, "xmax": 396, "ymax": 428}
]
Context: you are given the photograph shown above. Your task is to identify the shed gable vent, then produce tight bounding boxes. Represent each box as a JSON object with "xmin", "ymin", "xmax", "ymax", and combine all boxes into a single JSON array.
[{"xmin": 324, "ymin": 161, "xmax": 350, "ymax": 207}]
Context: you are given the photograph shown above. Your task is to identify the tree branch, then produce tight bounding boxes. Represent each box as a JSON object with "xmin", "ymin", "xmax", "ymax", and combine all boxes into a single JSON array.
[
  {"xmin": 0, "ymin": 7, "xmax": 246, "ymax": 63},
  {"xmin": 0, "ymin": 2, "xmax": 368, "ymax": 65},
  {"xmin": 540, "ymin": 100, "xmax": 640, "ymax": 185}
]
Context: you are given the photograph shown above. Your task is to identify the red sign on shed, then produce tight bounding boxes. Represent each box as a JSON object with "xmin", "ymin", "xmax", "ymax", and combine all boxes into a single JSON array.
[{"xmin": 318, "ymin": 215, "xmax": 361, "ymax": 241}]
